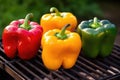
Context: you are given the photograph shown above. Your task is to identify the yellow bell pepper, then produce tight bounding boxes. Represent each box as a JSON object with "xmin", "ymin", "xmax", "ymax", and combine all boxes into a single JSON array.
[
  {"xmin": 41, "ymin": 24, "xmax": 82, "ymax": 70},
  {"xmin": 40, "ymin": 7, "xmax": 77, "ymax": 34}
]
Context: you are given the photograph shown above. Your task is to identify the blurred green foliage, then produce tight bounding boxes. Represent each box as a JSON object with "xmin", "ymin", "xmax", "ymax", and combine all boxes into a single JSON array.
[{"xmin": 0, "ymin": 0, "xmax": 103, "ymax": 37}]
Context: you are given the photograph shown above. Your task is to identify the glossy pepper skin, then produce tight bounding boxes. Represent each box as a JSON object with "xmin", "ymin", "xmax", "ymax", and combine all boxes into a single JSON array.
[
  {"xmin": 2, "ymin": 13, "xmax": 43, "ymax": 60},
  {"xmin": 40, "ymin": 7, "xmax": 77, "ymax": 34},
  {"xmin": 41, "ymin": 24, "xmax": 82, "ymax": 70},
  {"xmin": 77, "ymin": 17, "xmax": 117, "ymax": 58}
]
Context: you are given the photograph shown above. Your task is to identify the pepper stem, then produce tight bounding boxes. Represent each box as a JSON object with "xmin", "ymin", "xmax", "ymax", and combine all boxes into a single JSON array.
[
  {"xmin": 55, "ymin": 24, "xmax": 70, "ymax": 40},
  {"xmin": 91, "ymin": 17, "xmax": 101, "ymax": 28},
  {"xmin": 50, "ymin": 7, "xmax": 61, "ymax": 16},
  {"xmin": 20, "ymin": 13, "xmax": 33, "ymax": 30}
]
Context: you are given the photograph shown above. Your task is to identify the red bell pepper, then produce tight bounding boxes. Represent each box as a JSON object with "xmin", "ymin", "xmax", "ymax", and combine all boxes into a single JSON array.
[{"xmin": 2, "ymin": 13, "xmax": 43, "ymax": 60}]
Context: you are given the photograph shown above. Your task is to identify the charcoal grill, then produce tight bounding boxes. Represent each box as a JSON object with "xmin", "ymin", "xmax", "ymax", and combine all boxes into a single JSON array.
[{"xmin": 0, "ymin": 39, "xmax": 120, "ymax": 80}]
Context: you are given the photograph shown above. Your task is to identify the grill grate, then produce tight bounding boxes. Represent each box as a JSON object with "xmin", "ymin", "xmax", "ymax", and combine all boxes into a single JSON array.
[{"xmin": 0, "ymin": 39, "xmax": 120, "ymax": 80}]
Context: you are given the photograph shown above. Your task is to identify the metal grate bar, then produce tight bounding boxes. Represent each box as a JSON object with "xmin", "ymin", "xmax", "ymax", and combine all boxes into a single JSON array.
[
  {"xmin": 108, "ymin": 56, "xmax": 120, "ymax": 68},
  {"xmin": 113, "ymin": 44, "xmax": 120, "ymax": 52},
  {"xmin": 51, "ymin": 71, "xmax": 66, "ymax": 80},
  {"xmin": 94, "ymin": 60, "xmax": 118, "ymax": 76},
  {"xmin": 54, "ymin": 70, "xmax": 72, "ymax": 80},
  {"xmin": 111, "ymin": 52, "xmax": 120, "ymax": 59},
  {"xmin": 110, "ymin": 66, "xmax": 120, "ymax": 73},
  {"xmin": 69, "ymin": 69, "xmax": 88, "ymax": 80},
  {"xmin": 78, "ymin": 56, "xmax": 110, "ymax": 76},
  {"xmin": 0, "ymin": 38, "xmax": 120, "ymax": 80},
  {"xmin": 102, "ymin": 73, "xmax": 120, "ymax": 80},
  {"xmin": 0, "ymin": 46, "xmax": 4, "ymax": 53},
  {"xmin": 61, "ymin": 69, "xmax": 81, "ymax": 80},
  {"xmin": 34, "ymin": 58, "xmax": 68, "ymax": 80},
  {"xmin": 24, "ymin": 61, "xmax": 53, "ymax": 80},
  {"xmin": 77, "ymin": 60, "xmax": 106, "ymax": 78},
  {"xmin": 74, "ymin": 64, "xmax": 97, "ymax": 79},
  {"xmin": 100, "ymin": 58, "xmax": 120, "ymax": 70},
  {"xmin": 34, "ymin": 59, "xmax": 48, "ymax": 71},
  {"xmin": 0, "ymin": 56, "xmax": 31, "ymax": 80},
  {"xmin": 16, "ymin": 62, "xmax": 43, "ymax": 80}
]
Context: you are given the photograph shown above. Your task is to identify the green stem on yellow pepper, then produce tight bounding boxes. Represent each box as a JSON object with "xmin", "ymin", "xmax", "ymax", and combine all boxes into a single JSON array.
[
  {"xmin": 50, "ymin": 7, "xmax": 61, "ymax": 16},
  {"xmin": 55, "ymin": 24, "xmax": 70, "ymax": 40}
]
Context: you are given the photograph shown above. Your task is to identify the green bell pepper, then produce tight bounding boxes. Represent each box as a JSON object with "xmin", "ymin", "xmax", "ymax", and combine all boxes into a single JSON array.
[{"xmin": 77, "ymin": 17, "xmax": 117, "ymax": 58}]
